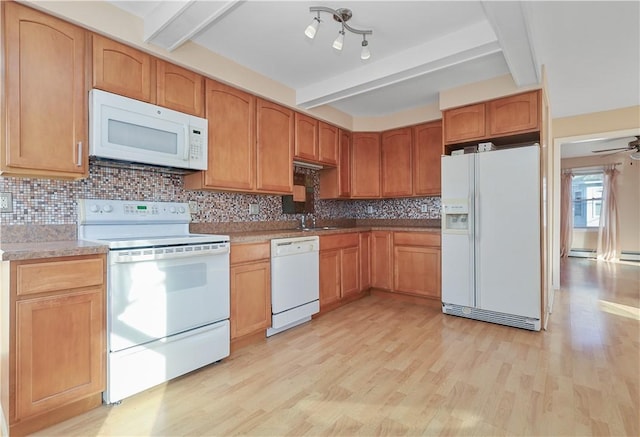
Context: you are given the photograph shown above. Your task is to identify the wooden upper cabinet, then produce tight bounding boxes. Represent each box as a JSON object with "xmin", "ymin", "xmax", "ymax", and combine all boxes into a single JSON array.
[
  {"xmin": 381, "ymin": 127, "xmax": 413, "ymax": 197},
  {"xmin": 338, "ymin": 129, "xmax": 351, "ymax": 197},
  {"xmin": 318, "ymin": 129, "xmax": 350, "ymax": 199},
  {"xmin": 256, "ymin": 99, "xmax": 294, "ymax": 194},
  {"xmin": 318, "ymin": 122, "xmax": 339, "ymax": 165},
  {"xmin": 184, "ymin": 79, "xmax": 255, "ymax": 191},
  {"xmin": 92, "ymin": 34, "xmax": 152, "ymax": 102},
  {"xmin": 351, "ymin": 132, "xmax": 381, "ymax": 198},
  {"xmin": 155, "ymin": 60, "xmax": 204, "ymax": 117},
  {"xmin": 413, "ymin": 120, "xmax": 443, "ymax": 196},
  {"xmin": 294, "ymin": 113, "xmax": 318, "ymax": 162},
  {"xmin": 443, "ymin": 103, "xmax": 486, "ymax": 144},
  {"xmin": 2, "ymin": 2, "xmax": 87, "ymax": 179},
  {"xmin": 488, "ymin": 90, "xmax": 540, "ymax": 137}
]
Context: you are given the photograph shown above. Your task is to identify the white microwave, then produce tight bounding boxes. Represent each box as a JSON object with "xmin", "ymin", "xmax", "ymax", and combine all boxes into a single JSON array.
[{"xmin": 89, "ymin": 89, "xmax": 207, "ymax": 171}]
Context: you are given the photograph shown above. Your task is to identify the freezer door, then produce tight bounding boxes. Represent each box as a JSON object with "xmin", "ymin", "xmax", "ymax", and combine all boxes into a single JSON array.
[
  {"xmin": 441, "ymin": 154, "xmax": 475, "ymax": 307},
  {"xmin": 475, "ymin": 146, "xmax": 541, "ymax": 318}
]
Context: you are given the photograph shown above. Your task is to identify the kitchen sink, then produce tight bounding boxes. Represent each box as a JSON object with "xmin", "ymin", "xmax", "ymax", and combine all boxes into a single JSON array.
[{"xmin": 299, "ymin": 226, "xmax": 340, "ymax": 231}]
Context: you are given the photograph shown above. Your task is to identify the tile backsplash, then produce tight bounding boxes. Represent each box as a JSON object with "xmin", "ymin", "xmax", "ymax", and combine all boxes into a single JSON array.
[{"xmin": 0, "ymin": 163, "xmax": 440, "ymax": 226}]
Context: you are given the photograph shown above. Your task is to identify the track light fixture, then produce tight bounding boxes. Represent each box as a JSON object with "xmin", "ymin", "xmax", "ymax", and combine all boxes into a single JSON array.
[{"xmin": 304, "ymin": 6, "xmax": 373, "ymax": 59}]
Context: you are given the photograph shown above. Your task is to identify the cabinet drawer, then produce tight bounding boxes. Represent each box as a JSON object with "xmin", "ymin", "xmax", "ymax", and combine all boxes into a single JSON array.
[
  {"xmin": 230, "ymin": 242, "xmax": 270, "ymax": 264},
  {"xmin": 393, "ymin": 232, "xmax": 441, "ymax": 247},
  {"xmin": 320, "ymin": 233, "xmax": 359, "ymax": 251},
  {"xmin": 16, "ymin": 257, "xmax": 104, "ymax": 296}
]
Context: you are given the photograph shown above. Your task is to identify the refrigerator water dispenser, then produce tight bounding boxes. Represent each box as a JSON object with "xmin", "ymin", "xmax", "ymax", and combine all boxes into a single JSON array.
[{"xmin": 442, "ymin": 201, "xmax": 469, "ymax": 233}]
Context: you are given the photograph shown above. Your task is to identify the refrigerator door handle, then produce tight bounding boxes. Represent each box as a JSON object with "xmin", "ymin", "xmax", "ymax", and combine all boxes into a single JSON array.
[{"xmin": 473, "ymin": 156, "xmax": 480, "ymax": 308}]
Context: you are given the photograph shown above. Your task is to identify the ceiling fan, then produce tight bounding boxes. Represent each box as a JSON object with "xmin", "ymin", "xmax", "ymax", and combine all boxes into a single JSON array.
[{"xmin": 592, "ymin": 136, "xmax": 640, "ymax": 160}]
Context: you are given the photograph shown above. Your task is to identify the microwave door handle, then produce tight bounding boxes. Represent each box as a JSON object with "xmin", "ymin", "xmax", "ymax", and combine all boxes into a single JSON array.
[{"xmin": 183, "ymin": 127, "xmax": 190, "ymax": 161}]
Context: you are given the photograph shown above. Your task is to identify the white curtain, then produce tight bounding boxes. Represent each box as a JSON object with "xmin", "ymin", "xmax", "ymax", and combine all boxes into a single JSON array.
[
  {"xmin": 560, "ymin": 171, "xmax": 573, "ymax": 258},
  {"xmin": 597, "ymin": 164, "xmax": 620, "ymax": 261}
]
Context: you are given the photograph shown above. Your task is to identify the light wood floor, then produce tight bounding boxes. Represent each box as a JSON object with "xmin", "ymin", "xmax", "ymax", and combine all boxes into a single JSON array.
[{"xmin": 35, "ymin": 258, "xmax": 639, "ymax": 436}]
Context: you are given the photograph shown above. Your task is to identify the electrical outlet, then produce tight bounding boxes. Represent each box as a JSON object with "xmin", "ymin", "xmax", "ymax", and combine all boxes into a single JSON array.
[
  {"xmin": 249, "ymin": 203, "xmax": 259, "ymax": 215},
  {"xmin": 366, "ymin": 205, "xmax": 374, "ymax": 214},
  {"xmin": 421, "ymin": 204, "xmax": 428, "ymax": 213},
  {"xmin": 0, "ymin": 192, "xmax": 13, "ymax": 213},
  {"xmin": 188, "ymin": 201, "xmax": 199, "ymax": 214}
]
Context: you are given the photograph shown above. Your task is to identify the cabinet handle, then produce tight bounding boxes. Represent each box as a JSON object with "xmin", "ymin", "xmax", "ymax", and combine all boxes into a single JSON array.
[{"xmin": 77, "ymin": 141, "xmax": 83, "ymax": 167}]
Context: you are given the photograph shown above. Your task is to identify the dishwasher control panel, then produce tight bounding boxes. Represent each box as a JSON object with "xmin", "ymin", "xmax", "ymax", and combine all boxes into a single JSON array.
[{"xmin": 271, "ymin": 236, "xmax": 319, "ymax": 257}]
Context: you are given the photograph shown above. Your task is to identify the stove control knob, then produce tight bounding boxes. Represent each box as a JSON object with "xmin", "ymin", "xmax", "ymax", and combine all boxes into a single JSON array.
[
  {"xmin": 178, "ymin": 206, "xmax": 186, "ymax": 214},
  {"xmin": 90, "ymin": 204, "xmax": 100, "ymax": 213},
  {"xmin": 170, "ymin": 206, "xmax": 177, "ymax": 213},
  {"xmin": 103, "ymin": 204, "xmax": 113, "ymax": 213}
]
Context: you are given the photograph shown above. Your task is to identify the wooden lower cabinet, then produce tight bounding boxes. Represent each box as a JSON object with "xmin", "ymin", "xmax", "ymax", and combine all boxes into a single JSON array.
[
  {"xmin": 3, "ymin": 255, "xmax": 106, "ymax": 436},
  {"xmin": 359, "ymin": 232, "xmax": 371, "ymax": 290},
  {"xmin": 319, "ymin": 250, "xmax": 341, "ymax": 307},
  {"xmin": 230, "ymin": 242, "xmax": 271, "ymax": 341},
  {"xmin": 371, "ymin": 231, "xmax": 392, "ymax": 290},
  {"xmin": 319, "ymin": 233, "xmax": 361, "ymax": 311},
  {"xmin": 392, "ymin": 232, "xmax": 441, "ymax": 300}
]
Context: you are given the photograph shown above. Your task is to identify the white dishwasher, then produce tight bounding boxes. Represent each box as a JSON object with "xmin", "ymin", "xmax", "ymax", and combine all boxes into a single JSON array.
[{"xmin": 268, "ymin": 236, "xmax": 320, "ymax": 337}]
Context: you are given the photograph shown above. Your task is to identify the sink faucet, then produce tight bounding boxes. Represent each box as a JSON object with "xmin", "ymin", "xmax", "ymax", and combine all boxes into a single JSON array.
[{"xmin": 300, "ymin": 214, "xmax": 316, "ymax": 229}]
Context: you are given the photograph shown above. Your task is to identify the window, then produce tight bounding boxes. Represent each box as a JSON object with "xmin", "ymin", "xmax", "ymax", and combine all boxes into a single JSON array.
[{"xmin": 572, "ymin": 173, "xmax": 603, "ymax": 228}]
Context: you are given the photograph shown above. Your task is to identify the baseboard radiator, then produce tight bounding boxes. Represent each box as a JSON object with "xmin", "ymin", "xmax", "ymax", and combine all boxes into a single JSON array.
[
  {"xmin": 442, "ymin": 303, "xmax": 541, "ymax": 331},
  {"xmin": 569, "ymin": 249, "xmax": 640, "ymax": 262}
]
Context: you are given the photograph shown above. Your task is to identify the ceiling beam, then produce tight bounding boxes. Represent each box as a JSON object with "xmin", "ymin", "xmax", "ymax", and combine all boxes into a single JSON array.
[
  {"xmin": 144, "ymin": 0, "xmax": 244, "ymax": 52},
  {"xmin": 296, "ymin": 21, "xmax": 501, "ymax": 110},
  {"xmin": 480, "ymin": 1, "xmax": 539, "ymax": 87}
]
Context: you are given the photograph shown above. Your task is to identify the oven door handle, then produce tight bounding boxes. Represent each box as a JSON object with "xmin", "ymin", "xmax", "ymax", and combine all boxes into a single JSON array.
[{"xmin": 110, "ymin": 245, "xmax": 230, "ymax": 264}]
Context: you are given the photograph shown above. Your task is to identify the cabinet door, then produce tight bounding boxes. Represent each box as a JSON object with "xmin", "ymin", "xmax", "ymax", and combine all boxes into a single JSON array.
[
  {"xmin": 488, "ymin": 91, "xmax": 540, "ymax": 137},
  {"xmin": 92, "ymin": 34, "xmax": 152, "ymax": 102},
  {"xmin": 381, "ymin": 127, "xmax": 413, "ymax": 197},
  {"xmin": 3, "ymin": 2, "xmax": 87, "ymax": 178},
  {"xmin": 351, "ymin": 132, "xmax": 381, "ymax": 198},
  {"xmin": 393, "ymin": 246, "xmax": 441, "ymax": 299},
  {"xmin": 443, "ymin": 103, "xmax": 485, "ymax": 144},
  {"xmin": 256, "ymin": 99, "xmax": 294, "ymax": 194},
  {"xmin": 359, "ymin": 232, "xmax": 371, "ymax": 290},
  {"xmin": 294, "ymin": 113, "xmax": 318, "ymax": 162},
  {"xmin": 371, "ymin": 231, "xmax": 392, "ymax": 290},
  {"xmin": 341, "ymin": 247, "xmax": 360, "ymax": 297},
  {"xmin": 413, "ymin": 120, "xmax": 443, "ymax": 196},
  {"xmin": 230, "ymin": 261, "xmax": 271, "ymax": 339},
  {"xmin": 318, "ymin": 129, "xmax": 350, "ymax": 199},
  {"xmin": 338, "ymin": 130, "xmax": 352, "ymax": 197},
  {"xmin": 318, "ymin": 122, "xmax": 339, "ymax": 165},
  {"xmin": 185, "ymin": 80, "xmax": 255, "ymax": 191},
  {"xmin": 319, "ymin": 250, "xmax": 341, "ymax": 307},
  {"xmin": 15, "ymin": 288, "xmax": 105, "ymax": 419},
  {"xmin": 156, "ymin": 60, "xmax": 204, "ymax": 117}
]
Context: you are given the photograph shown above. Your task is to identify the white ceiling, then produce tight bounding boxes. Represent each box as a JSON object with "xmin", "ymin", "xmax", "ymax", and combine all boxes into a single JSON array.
[{"xmin": 110, "ymin": 0, "xmax": 639, "ymax": 122}]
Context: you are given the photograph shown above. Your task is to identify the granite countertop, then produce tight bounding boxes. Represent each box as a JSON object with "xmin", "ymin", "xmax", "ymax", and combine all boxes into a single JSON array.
[
  {"xmin": 227, "ymin": 225, "xmax": 441, "ymax": 244},
  {"xmin": 0, "ymin": 240, "xmax": 109, "ymax": 261},
  {"xmin": 0, "ymin": 223, "xmax": 440, "ymax": 260}
]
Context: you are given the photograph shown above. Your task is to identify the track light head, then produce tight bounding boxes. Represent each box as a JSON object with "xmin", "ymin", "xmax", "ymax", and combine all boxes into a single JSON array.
[
  {"xmin": 305, "ymin": 14, "xmax": 321, "ymax": 39},
  {"xmin": 333, "ymin": 27, "xmax": 345, "ymax": 51},
  {"xmin": 305, "ymin": 6, "xmax": 372, "ymax": 58},
  {"xmin": 361, "ymin": 37, "xmax": 370, "ymax": 60}
]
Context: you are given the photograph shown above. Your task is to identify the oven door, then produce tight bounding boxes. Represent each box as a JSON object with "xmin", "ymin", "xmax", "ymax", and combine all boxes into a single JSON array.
[{"xmin": 108, "ymin": 243, "xmax": 230, "ymax": 353}]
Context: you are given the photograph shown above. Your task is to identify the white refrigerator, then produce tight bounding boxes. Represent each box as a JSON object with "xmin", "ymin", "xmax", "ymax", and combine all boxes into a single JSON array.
[{"xmin": 441, "ymin": 145, "xmax": 541, "ymax": 331}]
